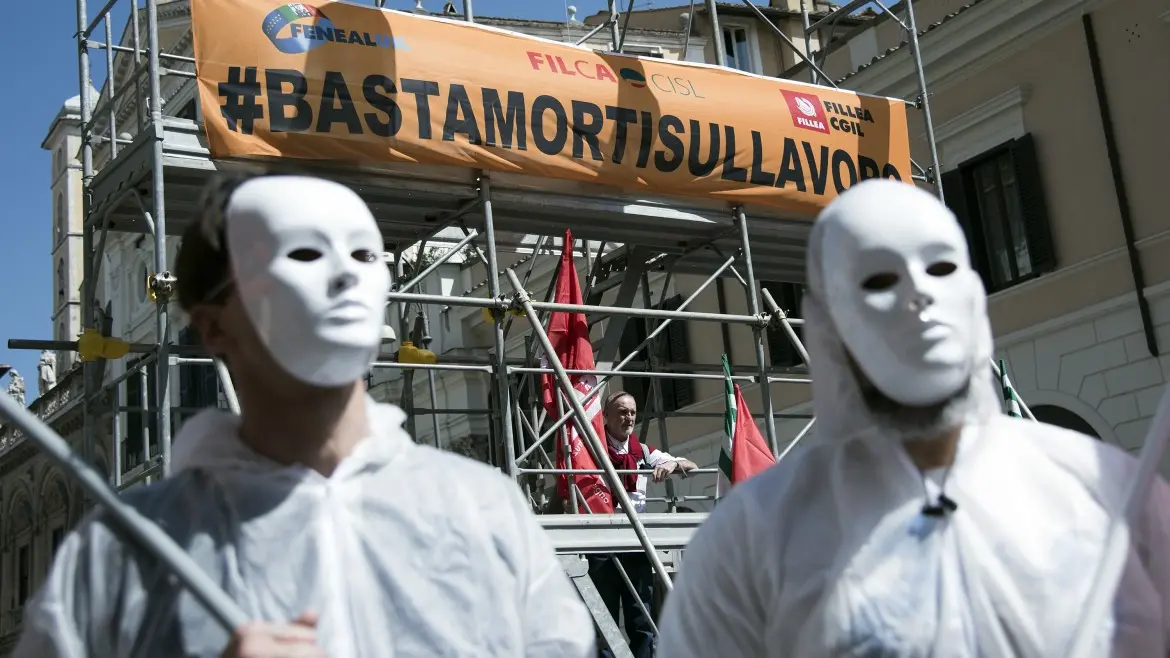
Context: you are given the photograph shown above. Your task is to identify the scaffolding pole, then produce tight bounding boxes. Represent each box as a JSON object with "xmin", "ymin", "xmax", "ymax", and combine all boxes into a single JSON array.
[{"xmin": 507, "ymin": 268, "xmax": 673, "ymax": 594}]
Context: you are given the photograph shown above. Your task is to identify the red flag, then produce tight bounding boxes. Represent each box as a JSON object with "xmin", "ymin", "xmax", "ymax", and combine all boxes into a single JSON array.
[
  {"xmin": 541, "ymin": 230, "xmax": 615, "ymax": 514},
  {"xmin": 731, "ymin": 384, "xmax": 776, "ymax": 484}
]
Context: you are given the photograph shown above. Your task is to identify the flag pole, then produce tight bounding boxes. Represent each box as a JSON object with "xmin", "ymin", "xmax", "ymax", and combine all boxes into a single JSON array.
[{"xmin": 506, "ymin": 267, "xmax": 674, "ymax": 594}]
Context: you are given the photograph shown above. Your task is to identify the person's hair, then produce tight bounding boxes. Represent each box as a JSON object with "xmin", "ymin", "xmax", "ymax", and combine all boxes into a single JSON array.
[
  {"xmin": 175, "ymin": 173, "xmax": 262, "ymax": 313},
  {"xmin": 604, "ymin": 390, "xmax": 635, "ymax": 411}
]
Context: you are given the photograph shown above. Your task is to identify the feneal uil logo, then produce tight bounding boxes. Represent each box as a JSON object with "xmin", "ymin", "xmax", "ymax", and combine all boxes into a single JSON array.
[{"xmin": 261, "ymin": 2, "xmax": 410, "ymax": 55}]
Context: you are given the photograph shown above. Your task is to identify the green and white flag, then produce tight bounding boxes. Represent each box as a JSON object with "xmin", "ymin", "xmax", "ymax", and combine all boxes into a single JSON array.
[
  {"xmin": 717, "ymin": 354, "xmax": 775, "ymax": 499},
  {"xmin": 999, "ymin": 359, "xmax": 1024, "ymax": 418}
]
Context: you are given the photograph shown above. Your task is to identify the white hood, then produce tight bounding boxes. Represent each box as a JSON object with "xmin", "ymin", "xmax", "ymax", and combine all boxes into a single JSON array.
[{"xmin": 801, "ymin": 224, "xmax": 1003, "ymax": 447}]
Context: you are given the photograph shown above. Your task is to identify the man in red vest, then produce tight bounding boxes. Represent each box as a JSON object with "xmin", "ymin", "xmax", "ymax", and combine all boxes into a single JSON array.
[{"xmin": 590, "ymin": 391, "xmax": 696, "ymax": 658}]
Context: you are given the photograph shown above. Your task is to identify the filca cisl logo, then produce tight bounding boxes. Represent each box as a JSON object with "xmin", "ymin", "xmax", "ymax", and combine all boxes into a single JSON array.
[{"xmin": 261, "ymin": 2, "xmax": 409, "ymax": 54}]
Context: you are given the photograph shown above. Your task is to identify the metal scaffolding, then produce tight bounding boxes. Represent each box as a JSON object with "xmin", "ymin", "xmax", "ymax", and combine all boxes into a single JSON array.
[{"xmin": 1, "ymin": 0, "xmax": 1032, "ymax": 652}]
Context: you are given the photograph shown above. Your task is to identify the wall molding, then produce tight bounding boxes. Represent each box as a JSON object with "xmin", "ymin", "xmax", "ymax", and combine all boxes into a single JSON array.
[
  {"xmin": 930, "ymin": 86, "xmax": 1030, "ymax": 170},
  {"xmin": 987, "ymin": 226, "xmax": 1170, "ymax": 309},
  {"xmin": 847, "ymin": 0, "xmax": 1113, "ymax": 101},
  {"xmin": 996, "ymin": 277, "xmax": 1170, "ymax": 348}
]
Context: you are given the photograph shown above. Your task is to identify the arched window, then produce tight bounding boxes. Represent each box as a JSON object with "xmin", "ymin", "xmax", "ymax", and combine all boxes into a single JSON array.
[
  {"xmin": 57, "ymin": 258, "xmax": 65, "ymax": 306},
  {"xmin": 1031, "ymin": 404, "xmax": 1101, "ymax": 439},
  {"xmin": 55, "ymin": 192, "xmax": 65, "ymax": 243}
]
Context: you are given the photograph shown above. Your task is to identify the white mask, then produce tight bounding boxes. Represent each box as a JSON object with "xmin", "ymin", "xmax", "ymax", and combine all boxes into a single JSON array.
[
  {"xmin": 809, "ymin": 179, "xmax": 985, "ymax": 407},
  {"xmin": 225, "ymin": 176, "xmax": 389, "ymax": 387}
]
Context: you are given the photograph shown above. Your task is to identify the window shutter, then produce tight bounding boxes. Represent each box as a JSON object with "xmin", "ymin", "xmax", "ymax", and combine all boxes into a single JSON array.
[
  {"xmin": 941, "ymin": 168, "xmax": 992, "ymax": 292},
  {"xmin": 1010, "ymin": 133, "xmax": 1057, "ymax": 274}
]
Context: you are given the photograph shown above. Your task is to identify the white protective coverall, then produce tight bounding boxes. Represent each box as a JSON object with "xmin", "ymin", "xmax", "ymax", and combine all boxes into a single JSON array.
[
  {"xmin": 658, "ymin": 181, "xmax": 1170, "ymax": 657},
  {"xmin": 14, "ymin": 398, "xmax": 596, "ymax": 658}
]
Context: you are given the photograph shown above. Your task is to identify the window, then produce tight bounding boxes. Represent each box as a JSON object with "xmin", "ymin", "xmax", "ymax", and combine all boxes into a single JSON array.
[
  {"xmin": 17, "ymin": 543, "xmax": 31, "ymax": 602},
  {"xmin": 57, "ymin": 258, "xmax": 66, "ymax": 307},
  {"xmin": 941, "ymin": 133, "xmax": 1055, "ymax": 293},
  {"xmin": 722, "ymin": 25, "xmax": 754, "ymax": 73},
  {"xmin": 762, "ymin": 282, "xmax": 805, "ymax": 368},
  {"xmin": 619, "ymin": 294, "xmax": 694, "ymax": 413},
  {"xmin": 177, "ymin": 327, "xmax": 219, "ymax": 428},
  {"xmin": 55, "ymin": 192, "xmax": 65, "ymax": 243}
]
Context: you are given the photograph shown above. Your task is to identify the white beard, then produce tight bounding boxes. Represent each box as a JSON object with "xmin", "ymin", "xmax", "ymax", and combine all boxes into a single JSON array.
[{"xmin": 847, "ymin": 354, "xmax": 974, "ymax": 443}]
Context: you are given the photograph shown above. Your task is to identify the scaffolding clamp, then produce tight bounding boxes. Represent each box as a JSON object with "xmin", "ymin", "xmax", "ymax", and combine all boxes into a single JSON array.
[
  {"xmin": 147, "ymin": 271, "xmax": 177, "ymax": 304},
  {"xmin": 397, "ymin": 341, "xmax": 437, "ymax": 365},
  {"xmin": 77, "ymin": 328, "xmax": 131, "ymax": 363}
]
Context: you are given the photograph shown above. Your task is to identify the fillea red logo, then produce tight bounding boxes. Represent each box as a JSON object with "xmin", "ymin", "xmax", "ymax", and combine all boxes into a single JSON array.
[{"xmin": 780, "ymin": 90, "xmax": 830, "ymax": 135}]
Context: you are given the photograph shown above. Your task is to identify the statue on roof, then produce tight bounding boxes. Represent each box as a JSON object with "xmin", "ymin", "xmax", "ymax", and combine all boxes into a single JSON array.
[
  {"xmin": 7, "ymin": 369, "xmax": 25, "ymax": 406},
  {"xmin": 38, "ymin": 351, "xmax": 58, "ymax": 397}
]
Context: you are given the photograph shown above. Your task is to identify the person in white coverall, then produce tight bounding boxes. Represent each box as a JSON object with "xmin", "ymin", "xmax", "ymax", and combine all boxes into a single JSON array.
[
  {"xmin": 13, "ymin": 174, "xmax": 596, "ymax": 658},
  {"xmin": 657, "ymin": 178, "xmax": 1170, "ymax": 657}
]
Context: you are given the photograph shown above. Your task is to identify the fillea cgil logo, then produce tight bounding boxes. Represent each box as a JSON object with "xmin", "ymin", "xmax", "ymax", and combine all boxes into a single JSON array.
[{"xmin": 261, "ymin": 2, "xmax": 410, "ymax": 55}]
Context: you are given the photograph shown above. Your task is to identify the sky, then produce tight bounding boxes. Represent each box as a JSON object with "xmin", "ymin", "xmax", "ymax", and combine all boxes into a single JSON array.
[{"xmin": 0, "ymin": 0, "xmax": 629, "ymax": 404}]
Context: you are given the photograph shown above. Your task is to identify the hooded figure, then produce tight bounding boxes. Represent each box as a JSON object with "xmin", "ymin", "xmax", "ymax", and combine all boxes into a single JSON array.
[
  {"xmin": 657, "ymin": 179, "xmax": 1170, "ymax": 657},
  {"xmin": 14, "ymin": 175, "xmax": 595, "ymax": 658}
]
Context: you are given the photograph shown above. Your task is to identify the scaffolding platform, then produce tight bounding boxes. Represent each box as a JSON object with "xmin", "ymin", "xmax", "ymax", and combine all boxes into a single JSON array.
[
  {"xmin": 540, "ymin": 512, "xmax": 705, "ymax": 556},
  {"xmin": 89, "ymin": 117, "xmax": 815, "ymax": 283}
]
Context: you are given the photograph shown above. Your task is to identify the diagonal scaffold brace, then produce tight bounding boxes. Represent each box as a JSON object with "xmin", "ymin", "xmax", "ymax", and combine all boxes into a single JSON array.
[
  {"xmin": 0, "ymin": 391, "xmax": 249, "ymax": 634},
  {"xmin": 505, "ymin": 267, "xmax": 674, "ymax": 594}
]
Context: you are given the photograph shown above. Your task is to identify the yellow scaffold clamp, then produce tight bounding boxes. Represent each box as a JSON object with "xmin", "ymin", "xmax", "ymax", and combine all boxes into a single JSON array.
[
  {"xmin": 481, "ymin": 301, "xmax": 526, "ymax": 324},
  {"xmin": 76, "ymin": 328, "xmax": 131, "ymax": 363},
  {"xmin": 397, "ymin": 341, "xmax": 437, "ymax": 365}
]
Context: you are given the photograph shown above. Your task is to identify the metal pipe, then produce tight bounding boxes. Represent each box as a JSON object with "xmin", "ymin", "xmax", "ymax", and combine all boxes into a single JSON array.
[
  {"xmin": 130, "ymin": 0, "xmax": 144, "ymax": 131},
  {"xmin": 506, "ymin": 268, "xmax": 673, "ymax": 594},
  {"xmin": 83, "ymin": 0, "xmax": 121, "ymax": 37},
  {"xmin": 799, "ymin": 0, "xmax": 816, "ymax": 83},
  {"xmin": 740, "ymin": 0, "xmax": 837, "ymax": 87},
  {"xmin": 705, "ymin": 0, "xmax": 727, "ymax": 67},
  {"xmin": 521, "ymin": 468, "xmax": 719, "ymax": 476},
  {"xmin": 0, "ymin": 393, "xmax": 249, "ymax": 633},
  {"xmin": 112, "ymin": 385, "xmax": 122, "ymax": 488},
  {"xmin": 384, "ymin": 290, "xmax": 778, "ymax": 325},
  {"xmin": 903, "ymin": 0, "xmax": 943, "ymax": 199},
  {"xmin": 510, "ymin": 367, "xmax": 756, "ymax": 382},
  {"xmin": 607, "ymin": 0, "xmax": 622, "ymax": 51},
  {"xmin": 618, "ymin": 0, "xmax": 637, "ymax": 53},
  {"xmin": 462, "ymin": 0, "xmax": 473, "ymax": 22},
  {"xmin": 393, "ymin": 229, "xmax": 479, "ymax": 294},
  {"xmin": 77, "ymin": 0, "xmax": 97, "ymax": 468},
  {"xmin": 735, "ymin": 206, "xmax": 779, "ymax": 457},
  {"xmin": 518, "ymin": 254, "xmax": 742, "ymax": 460},
  {"xmin": 1083, "ymin": 13, "xmax": 1157, "ymax": 358},
  {"xmin": 761, "ymin": 288, "xmax": 810, "ymax": 366},
  {"xmin": 213, "ymin": 357, "xmax": 240, "ymax": 415},
  {"xmin": 481, "ymin": 174, "xmax": 518, "ymax": 479},
  {"xmin": 103, "ymin": 16, "xmax": 118, "ymax": 159},
  {"xmin": 144, "ymin": 0, "xmax": 173, "ymax": 476},
  {"xmin": 574, "ymin": 19, "xmax": 611, "ymax": 47},
  {"xmin": 776, "ymin": 418, "xmax": 814, "ymax": 462},
  {"xmin": 681, "ymin": 0, "xmax": 696, "ymax": 60}
]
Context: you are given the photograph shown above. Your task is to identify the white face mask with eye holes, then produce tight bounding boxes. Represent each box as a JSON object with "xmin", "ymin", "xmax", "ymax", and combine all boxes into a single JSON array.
[
  {"xmin": 225, "ymin": 176, "xmax": 390, "ymax": 388},
  {"xmin": 816, "ymin": 179, "xmax": 985, "ymax": 407}
]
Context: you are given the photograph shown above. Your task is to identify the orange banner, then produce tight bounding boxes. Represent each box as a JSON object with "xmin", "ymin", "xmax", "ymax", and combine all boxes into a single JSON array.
[{"xmin": 192, "ymin": 0, "xmax": 912, "ymax": 213}]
